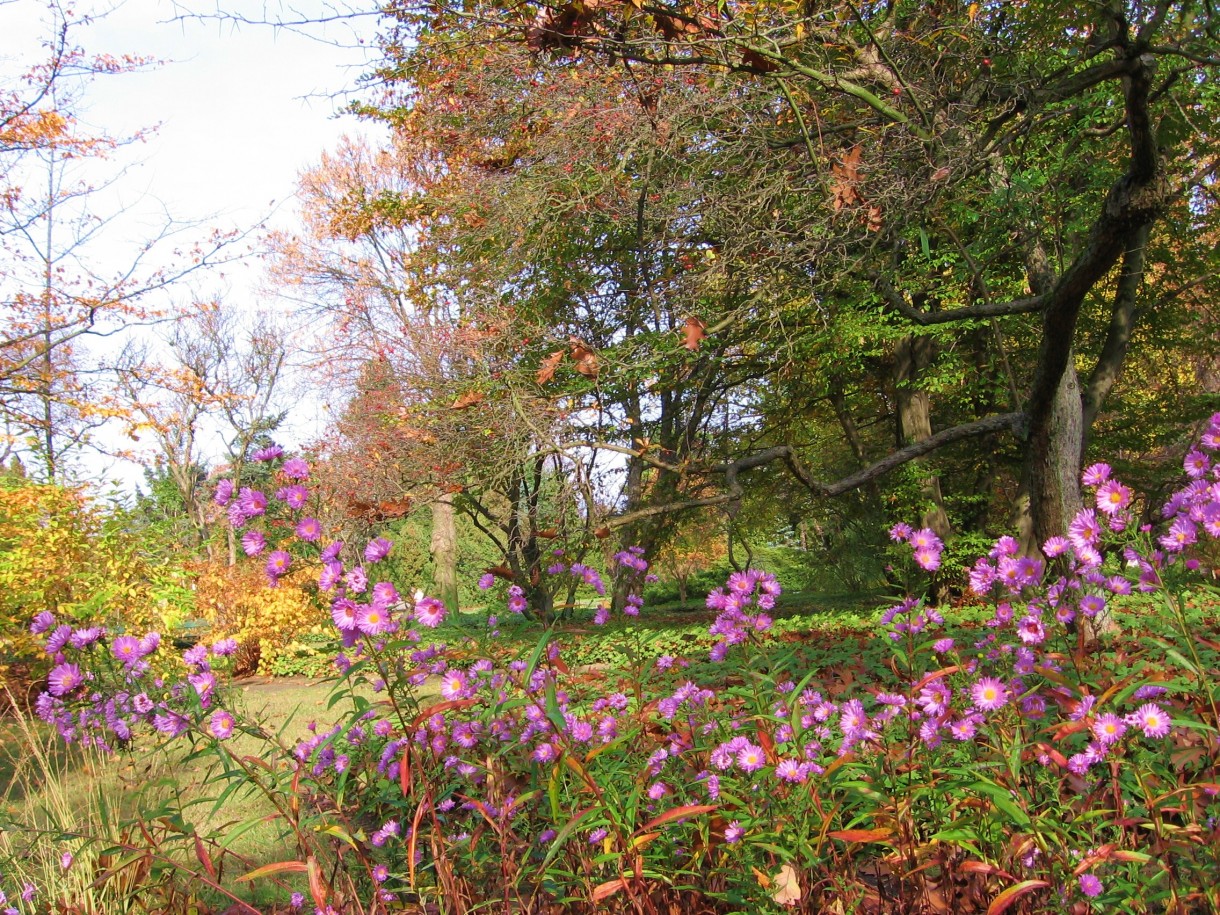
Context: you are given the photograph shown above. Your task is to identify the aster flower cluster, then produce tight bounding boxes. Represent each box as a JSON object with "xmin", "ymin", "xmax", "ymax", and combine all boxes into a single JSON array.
[
  {"xmin": 705, "ymin": 569, "xmax": 780, "ymax": 660},
  {"xmin": 889, "ymin": 523, "xmax": 944, "ymax": 572},
  {"xmin": 31, "ymin": 608, "xmax": 245, "ymax": 751}
]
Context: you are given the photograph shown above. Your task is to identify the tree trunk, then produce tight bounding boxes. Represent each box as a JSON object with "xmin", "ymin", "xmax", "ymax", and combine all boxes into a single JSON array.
[
  {"xmin": 895, "ymin": 335, "xmax": 952, "ymax": 538},
  {"xmin": 430, "ymin": 491, "xmax": 460, "ymax": 613}
]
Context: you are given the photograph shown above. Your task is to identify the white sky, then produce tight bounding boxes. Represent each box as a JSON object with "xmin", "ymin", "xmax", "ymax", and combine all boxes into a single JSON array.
[{"xmin": 3, "ymin": 0, "xmax": 385, "ymax": 490}]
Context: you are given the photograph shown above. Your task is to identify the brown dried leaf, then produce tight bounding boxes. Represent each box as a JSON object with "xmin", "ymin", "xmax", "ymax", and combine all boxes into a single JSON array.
[
  {"xmin": 772, "ymin": 864, "xmax": 801, "ymax": 907},
  {"xmin": 451, "ymin": 390, "xmax": 484, "ymax": 409},
  {"xmin": 681, "ymin": 316, "xmax": 707, "ymax": 350},
  {"xmin": 537, "ymin": 349, "xmax": 565, "ymax": 384}
]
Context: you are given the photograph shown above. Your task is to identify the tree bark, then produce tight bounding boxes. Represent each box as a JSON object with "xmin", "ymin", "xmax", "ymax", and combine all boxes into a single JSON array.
[
  {"xmin": 894, "ymin": 334, "xmax": 952, "ymax": 538},
  {"xmin": 430, "ymin": 491, "xmax": 460, "ymax": 613}
]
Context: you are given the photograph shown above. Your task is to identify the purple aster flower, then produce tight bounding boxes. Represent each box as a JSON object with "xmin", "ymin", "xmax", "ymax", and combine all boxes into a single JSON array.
[
  {"xmin": 1079, "ymin": 874, "xmax": 1103, "ymax": 897},
  {"xmin": 332, "ymin": 599, "xmax": 358, "ymax": 631},
  {"xmin": 30, "ymin": 610, "xmax": 56, "ymax": 635},
  {"xmin": 839, "ymin": 699, "xmax": 869, "ymax": 738},
  {"xmin": 371, "ymin": 581, "xmax": 400, "ymax": 607},
  {"xmin": 46, "ymin": 663, "xmax": 83, "ymax": 696},
  {"xmin": 241, "ymin": 530, "xmax": 267, "ymax": 556},
  {"xmin": 1133, "ymin": 684, "xmax": 1168, "ymax": 700},
  {"xmin": 209, "ymin": 709, "xmax": 235, "ymax": 740},
  {"xmin": 265, "ymin": 550, "xmax": 292, "ymax": 579},
  {"xmin": 507, "ymin": 585, "xmax": 527, "ymax": 614},
  {"xmin": 889, "ymin": 522, "xmax": 912, "ymax": 542},
  {"xmin": 237, "ymin": 488, "xmax": 267, "ymax": 518},
  {"xmin": 776, "ymin": 758, "xmax": 808, "ymax": 783},
  {"xmin": 1082, "ymin": 462, "xmax": 1111, "ymax": 486},
  {"xmin": 1184, "ymin": 449, "xmax": 1210, "ymax": 479},
  {"xmin": 970, "ymin": 677, "xmax": 1009, "ymax": 712},
  {"xmin": 318, "ymin": 561, "xmax": 343, "ymax": 592},
  {"xmin": 364, "ymin": 537, "xmax": 393, "ymax": 563},
  {"xmin": 276, "ymin": 485, "xmax": 309, "ymax": 510},
  {"xmin": 153, "ymin": 710, "xmax": 188, "ymax": 737},
  {"xmin": 724, "ymin": 821, "xmax": 744, "ymax": 843},
  {"xmin": 588, "ymin": 827, "xmax": 608, "ymax": 844},
  {"xmin": 69, "ymin": 627, "xmax": 103, "ymax": 649},
  {"xmin": 1042, "ymin": 536, "xmax": 1070, "ymax": 557},
  {"xmin": 1096, "ymin": 479, "xmax": 1132, "ymax": 515},
  {"xmin": 1091, "ymin": 713, "xmax": 1126, "ymax": 745},
  {"xmin": 112, "ymin": 636, "xmax": 141, "ymax": 665},
  {"xmin": 478, "ymin": 572, "xmax": 496, "ymax": 590},
  {"xmin": 1016, "ymin": 616, "xmax": 1045, "ymax": 645},
  {"xmin": 213, "ymin": 478, "xmax": 234, "ymax": 506},
  {"xmin": 45, "ymin": 624, "xmax": 72, "ymax": 653},
  {"xmin": 1160, "ymin": 517, "xmax": 1197, "ymax": 552},
  {"xmin": 356, "ymin": 604, "xmax": 393, "ymax": 636},
  {"xmin": 345, "ymin": 566, "xmax": 368, "ymax": 593},
  {"xmin": 440, "ymin": 670, "xmax": 469, "ymax": 700},
  {"xmin": 320, "ymin": 540, "xmax": 344, "ymax": 562},
  {"xmin": 281, "ymin": 457, "xmax": 310, "ymax": 480},
  {"xmin": 736, "ymin": 742, "xmax": 766, "ymax": 772},
  {"xmin": 1130, "ymin": 703, "xmax": 1171, "ymax": 738},
  {"xmin": 415, "ymin": 596, "xmax": 446, "ymax": 628},
  {"xmin": 251, "ymin": 444, "xmax": 283, "ymax": 462},
  {"xmin": 295, "ymin": 517, "xmax": 322, "ymax": 541}
]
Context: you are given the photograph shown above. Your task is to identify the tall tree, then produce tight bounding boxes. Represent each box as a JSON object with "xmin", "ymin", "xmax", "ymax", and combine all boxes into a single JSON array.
[
  {"xmin": 1, "ymin": 1, "xmax": 242, "ymax": 480},
  {"xmin": 361, "ymin": 0, "xmax": 1218, "ymax": 551}
]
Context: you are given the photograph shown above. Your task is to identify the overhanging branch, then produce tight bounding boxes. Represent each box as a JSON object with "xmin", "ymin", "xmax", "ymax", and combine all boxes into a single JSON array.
[{"xmin": 604, "ymin": 411, "xmax": 1023, "ymax": 528}]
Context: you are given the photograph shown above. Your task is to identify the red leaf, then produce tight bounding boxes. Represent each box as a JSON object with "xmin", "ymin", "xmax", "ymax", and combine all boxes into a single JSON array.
[
  {"xmin": 195, "ymin": 835, "xmax": 217, "ymax": 882},
  {"xmin": 827, "ymin": 828, "xmax": 894, "ymax": 844}
]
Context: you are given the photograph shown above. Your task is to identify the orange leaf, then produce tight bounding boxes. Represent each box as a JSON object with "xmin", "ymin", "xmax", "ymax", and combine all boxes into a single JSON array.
[
  {"xmin": 451, "ymin": 390, "xmax": 484, "ymax": 409},
  {"xmin": 412, "ymin": 698, "xmax": 478, "ymax": 727},
  {"xmin": 639, "ymin": 804, "xmax": 718, "ymax": 833},
  {"xmin": 681, "ymin": 316, "xmax": 706, "ymax": 350},
  {"xmin": 236, "ymin": 860, "xmax": 308, "ymax": 883},
  {"xmin": 536, "ymin": 349, "xmax": 565, "ymax": 384},
  {"xmin": 913, "ymin": 666, "xmax": 960, "ymax": 691},
  {"xmin": 592, "ymin": 878, "xmax": 632, "ymax": 903},
  {"xmin": 827, "ymin": 828, "xmax": 894, "ymax": 844},
  {"xmin": 307, "ymin": 855, "xmax": 327, "ymax": 908},
  {"xmin": 400, "ymin": 744, "xmax": 412, "ymax": 797},
  {"xmin": 986, "ymin": 880, "xmax": 1049, "ymax": 915},
  {"xmin": 960, "ymin": 860, "xmax": 1016, "ymax": 881}
]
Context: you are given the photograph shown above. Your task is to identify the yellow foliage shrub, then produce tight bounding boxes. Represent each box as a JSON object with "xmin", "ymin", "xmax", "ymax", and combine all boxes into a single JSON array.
[
  {"xmin": 193, "ymin": 558, "xmax": 327, "ymax": 676},
  {"xmin": 1, "ymin": 479, "xmax": 183, "ymax": 698}
]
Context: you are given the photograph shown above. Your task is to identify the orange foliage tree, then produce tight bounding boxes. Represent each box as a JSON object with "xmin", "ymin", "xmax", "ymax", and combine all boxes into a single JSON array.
[{"xmin": 1, "ymin": 2, "xmax": 244, "ymax": 479}]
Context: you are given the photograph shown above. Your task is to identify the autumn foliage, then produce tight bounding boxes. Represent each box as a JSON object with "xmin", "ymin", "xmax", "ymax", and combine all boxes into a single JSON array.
[{"xmin": 192, "ymin": 559, "xmax": 329, "ymax": 676}]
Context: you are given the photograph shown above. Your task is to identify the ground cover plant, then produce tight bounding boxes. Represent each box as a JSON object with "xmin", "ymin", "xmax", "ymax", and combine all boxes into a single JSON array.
[{"xmin": 3, "ymin": 420, "xmax": 1220, "ymax": 914}]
